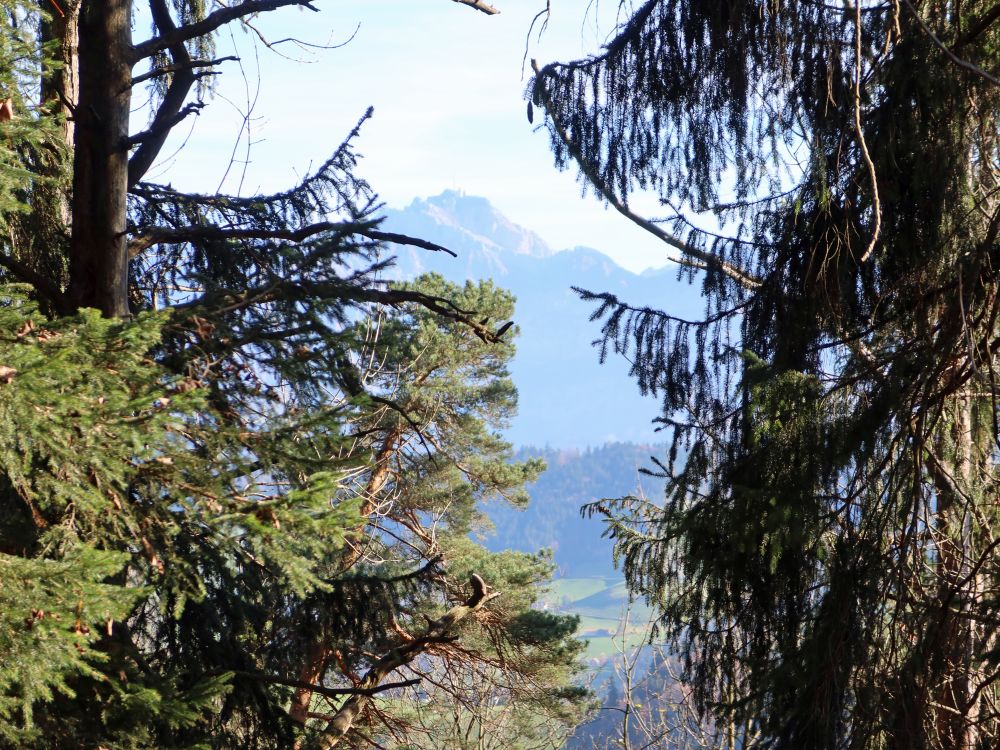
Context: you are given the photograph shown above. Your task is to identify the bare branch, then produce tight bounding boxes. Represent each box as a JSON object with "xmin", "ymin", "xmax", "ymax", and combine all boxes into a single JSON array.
[
  {"xmin": 302, "ymin": 575, "xmax": 500, "ymax": 749},
  {"xmin": 131, "ymin": 0, "xmax": 319, "ymax": 63},
  {"xmin": 232, "ymin": 671, "xmax": 421, "ymax": 699},
  {"xmin": 130, "ymin": 56, "xmax": 239, "ymax": 87},
  {"xmin": 451, "ymin": 0, "xmax": 499, "ymax": 14},
  {"xmin": 127, "ymin": 101, "xmax": 204, "ymax": 148},
  {"xmin": 127, "ymin": 0, "xmax": 199, "ymax": 187}
]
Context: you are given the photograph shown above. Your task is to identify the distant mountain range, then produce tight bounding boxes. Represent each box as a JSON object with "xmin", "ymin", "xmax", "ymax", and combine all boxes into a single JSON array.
[{"xmin": 381, "ymin": 190, "xmax": 702, "ymax": 449}]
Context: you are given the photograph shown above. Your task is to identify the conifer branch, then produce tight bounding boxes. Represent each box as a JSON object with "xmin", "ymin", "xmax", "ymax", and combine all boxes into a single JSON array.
[
  {"xmin": 0, "ymin": 251, "xmax": 71, "ymax": 312},
  {"xmin": 126, "ymin": 223, "xmax": 457, "ymax": 257},
  {"xmin": 902, "ymin": 0, "xmax": 1000, "ymax": 87},
  {"xmin": 952, "ymin": 1, "xmax": 1000, "ymax": 50},
  {"xmin": 179, "ymin": 281, "xmax": 508, "ymax": 343},
  {"xmin": 529, "ymin": 59, "xmax": 762, "ymax": 290}
]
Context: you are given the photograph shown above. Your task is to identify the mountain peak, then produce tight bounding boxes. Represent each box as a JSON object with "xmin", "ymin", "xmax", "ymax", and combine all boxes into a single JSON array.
[{"xmin": 397, "ymin": 191, "xmax": 553, "ymax": 259}]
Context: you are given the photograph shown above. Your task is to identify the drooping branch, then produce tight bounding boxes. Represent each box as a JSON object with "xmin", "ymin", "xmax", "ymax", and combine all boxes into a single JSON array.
[
  {"xmin": 529, "ymin": 58, "xmax": 761, "ymax": 290},
  {"xmin": 902, "ymin": 0, "xmax": 1000, "ymax": 87},
  {"xmin": 302, "ymin": 574, "xmax": 501, "ymax": 749}
]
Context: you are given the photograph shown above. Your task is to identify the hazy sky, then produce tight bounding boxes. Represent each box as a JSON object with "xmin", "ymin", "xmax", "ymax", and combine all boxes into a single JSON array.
[{"xmin": 142, "ymin": 1, "xmax": 672, "ymax": 273}]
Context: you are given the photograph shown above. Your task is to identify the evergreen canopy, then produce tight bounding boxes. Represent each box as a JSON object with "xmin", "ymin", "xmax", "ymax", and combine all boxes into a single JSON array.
[
  {"xmin": 0, "ymin": 1, "xmax": 589, "ymax": 748},
  {"xmin": 531, "ymin": 1, "xmax": 1000, "ymax": 748}
]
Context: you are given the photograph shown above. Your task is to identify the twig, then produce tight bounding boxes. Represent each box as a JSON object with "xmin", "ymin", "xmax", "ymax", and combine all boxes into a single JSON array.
[{"xmin": 130, "ymin": 56, "xmax": 240, "ymax": 88}]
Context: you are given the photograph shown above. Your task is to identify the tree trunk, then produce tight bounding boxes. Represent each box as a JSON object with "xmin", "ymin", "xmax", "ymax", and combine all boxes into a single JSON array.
[
  {"xmin": 68, "ymin": 0, "xmax": 132, "ymax": 318},
  {"xmin": 931, "ymin": 392, "xmax": 981, "ymax": 750},
  {"xmin": 41, "ymin": 0, "xmax": 80, "ymax": 153}
]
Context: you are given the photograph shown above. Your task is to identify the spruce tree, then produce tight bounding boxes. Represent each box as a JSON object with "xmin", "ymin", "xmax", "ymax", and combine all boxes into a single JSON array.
[
  {"xmin": 0, "ymin": 1, "xmax": 587, "ymax": 748},
  {"xmin": 530, "ymin": 2, "xmax": 1000, "ymax": 748}
]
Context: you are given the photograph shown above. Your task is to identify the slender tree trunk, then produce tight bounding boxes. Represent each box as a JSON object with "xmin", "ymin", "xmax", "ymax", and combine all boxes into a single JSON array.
[
  {"xmin": 932, "ymin": 392, "xmax": 981, "ymax": 750},
  {"xmin": 68, "ymin": 0, "xmax": 132, "ymax": 318}
]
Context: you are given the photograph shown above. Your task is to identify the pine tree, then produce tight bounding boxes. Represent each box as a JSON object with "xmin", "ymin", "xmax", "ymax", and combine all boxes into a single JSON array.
[
  {"xmin": 530, "ymin": 2, "xmax": 1000, "ymax": 748},
  {"xmin": 0, "ymin": 1, "xmax": 588, "ymax": 748}
]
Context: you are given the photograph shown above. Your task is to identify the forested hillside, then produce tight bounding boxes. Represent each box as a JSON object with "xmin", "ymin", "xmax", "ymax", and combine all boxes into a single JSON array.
[{"xmin": 485, "ymin": 444, "xmax": 664, "ymax": 579}]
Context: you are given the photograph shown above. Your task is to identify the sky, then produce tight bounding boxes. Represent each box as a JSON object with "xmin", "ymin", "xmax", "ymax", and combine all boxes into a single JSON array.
[{"xmin": 141, "ymin": 0, "xmax": 673, "ymax": 274}]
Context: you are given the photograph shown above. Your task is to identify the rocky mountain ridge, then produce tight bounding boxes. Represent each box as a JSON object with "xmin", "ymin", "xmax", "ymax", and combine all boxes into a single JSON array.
[{"xmin": 381, "ymin": 190, "xmax": 701, "ymax": 448}]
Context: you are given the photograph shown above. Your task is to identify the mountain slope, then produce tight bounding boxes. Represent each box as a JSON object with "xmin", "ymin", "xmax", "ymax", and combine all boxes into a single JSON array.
[
  {"xmin": 381, "ymin": 191, "xmax": 701, "ymax": 448},
  {"xmin": 483, "ymin": 443, "xmax": 665, "ymax": 578}
]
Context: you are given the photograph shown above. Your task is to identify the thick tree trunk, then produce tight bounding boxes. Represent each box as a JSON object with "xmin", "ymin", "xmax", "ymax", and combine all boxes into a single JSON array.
[{"xmin": 68, "ymin": 0, "xmax": 132, "ymax": 318}]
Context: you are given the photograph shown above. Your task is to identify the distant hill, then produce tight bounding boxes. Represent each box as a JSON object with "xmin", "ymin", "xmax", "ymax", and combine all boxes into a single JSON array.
[
  {"xmin": 482, "ymin": 443, "xmax": 666, "ymax": 579},
  {"xmin": 380, "ymin": 190, "xmax": 701, "ymax": 449}
]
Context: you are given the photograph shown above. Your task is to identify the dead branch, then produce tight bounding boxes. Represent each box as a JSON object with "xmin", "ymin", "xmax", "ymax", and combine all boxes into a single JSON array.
[
  {"xmin": 131, "ymin": 0, "xmax": 319, "ymax": 63},
  {"xmin": 451, "ymin": 0, "xmax": 500, "ymax": 14},
  {"xmin": 130, "ymin": 55, "xmax": 240, "ymax": 87}
]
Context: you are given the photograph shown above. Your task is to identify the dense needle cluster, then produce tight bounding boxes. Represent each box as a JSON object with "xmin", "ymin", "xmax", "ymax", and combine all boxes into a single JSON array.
[{"xmin": 533, "ymin": 1, "xmax": 1000, "ymax": 748}]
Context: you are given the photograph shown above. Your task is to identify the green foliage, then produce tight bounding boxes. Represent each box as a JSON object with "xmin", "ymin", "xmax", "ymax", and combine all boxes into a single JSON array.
[
  {"xmin": 0, "ymin": 289, "xmax": 371, "ymax": 747},
  {"xmin": 384, "ymin": 537, "xmax": 590, "ymax": 750},
  {"xmin": 533, "ymin": 1, "xmax": 1000, "ymax": 748},
  {"xmin": 0, "ymin": 2, "xmax": 592, "ymax": 746}
]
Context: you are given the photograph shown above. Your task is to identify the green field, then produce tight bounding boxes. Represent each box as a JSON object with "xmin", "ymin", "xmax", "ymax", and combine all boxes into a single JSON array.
[{"xmin": 546, "ymin": 578, "xmax": 654, "ymax": 662}]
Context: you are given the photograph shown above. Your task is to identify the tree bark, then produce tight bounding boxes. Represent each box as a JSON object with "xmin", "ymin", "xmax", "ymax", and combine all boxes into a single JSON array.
[
  {"xmin": 929, "ymin": 392, "xmax": 981, "ymax": 750},
  {"xmin": 41, "ymin": 0, "xmax": 81, "ymax": 152},
  {"xmin": 68, "ymin": 0, "xmax": 132, "ymax": 318},
  {"xmin": 290, "ymin": 427, "xmax": 402, "ymax": 726}
]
